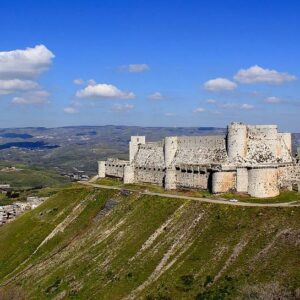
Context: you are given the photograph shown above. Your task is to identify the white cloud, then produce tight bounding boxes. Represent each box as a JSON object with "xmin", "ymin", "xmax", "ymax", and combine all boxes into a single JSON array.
[
  {"xmin": 241, "ymin": 103, "xmax": 254, "ymax": 110},
  {"xmin": 148, "ymin": 92, "xmax": 164, "ymax": 100},
  {"xmin": 64, "ymin": 106, "xmax": 79, "ymax": 114},
  {"xmin": 264, "ymin": 96, "xmax": 281, "ymax": 104},
  {"xmin": 73, "ymin": 79, "xmax": 85, "ymax": 85},
  {"xmin": 204, "ymin": 78, "xmax": 237, "ymax": 91},
  {"xmin": 193, "ymin": 107, "xmax": 206, "ymax": 113},
  {"xmin": 0, "ymin": 45, "xmax": 54, "ymax": 79},
  {"xmin": 76, "ymin": 83, "xmax": 135, "ymax": 99},
  {"xmin": 164, "ymin": 112, "xmax": 176, "ymax": 116},
  {"xmin": 0, "ymin": 79, "xmax": 39, "ymax": 94},
  {"xmin": 120, "ymin": 64, "xmax": 150, "ymax": 73},
  {"xmin": 12, "ymin": 90, "xmax": 49, "ymax": 105},
  {"xmin": 87, "ymin": 79, "xmax": 96, "ymax": 86},
  {"xmin": 73, "ymin": 79, "xmax": 96, "ymax": 86},
  {"xmin": 234, "ymin": 65, "xmax": 296, "ymax": 84},
  {"xmin": 111, "ymin": 103, "xmax": 134, "ymax": 111},
  {"xmin": 206, "ymin": 98, "xmax": 217, "ymax": 104},
  {"xmin": 221, "ymin": 102, "xmax": 254, "ymax": 110}
]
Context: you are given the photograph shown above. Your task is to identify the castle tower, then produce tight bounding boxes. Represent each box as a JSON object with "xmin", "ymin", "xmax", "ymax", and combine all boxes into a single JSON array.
[
  {"xmin": 254, "ymin": 125, "xmax": 279, "ymax": 159},
  {"xmin": 278, "ymin": 133, "xmax": 292, "ymax": 161},
  {"xmin": 165, "ymin": 169, "xmax": 177, "ymax": 190},
  {"xmin": 227, "ymin": 123, "xmax": 248, "ymax": 161},
  {"xmin": 248, "ymin": 166, "xmax": 279, "ymax": 198},
  {"xmin": 123, "ymin": 165, "xmax": 135, "ymax": 184},
  {"xmin": 98, "ymin": 161, "xmax": 106, "ymax": 178},
  {"xmin": 129, "ymin": 136, "xmax": 145, "ymax": 163},
  {"xmin": 164, "ymin": 137, "xmax": 178, "ymax": 168}
]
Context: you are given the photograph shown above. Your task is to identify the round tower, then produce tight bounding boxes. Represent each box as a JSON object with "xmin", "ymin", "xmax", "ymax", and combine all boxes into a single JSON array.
[
  {"xmin": 212, "ymin": 171, "xmax": 236, "ymax": 194},
  {"xmin": 248, "ymin": 166, "xmax": 279, "ymax": 198},
  {"xmin": 164, "ymin": 137, "xmax": 178, "ymax": 167},
  {"xmin": 227, "ymin": 123, "xmax": 248, "ymax": 161}
]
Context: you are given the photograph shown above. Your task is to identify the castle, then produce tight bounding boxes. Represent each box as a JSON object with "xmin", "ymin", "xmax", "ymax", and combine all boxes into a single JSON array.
[{"xmin": 98, "ymin": 122, "xmax": 300, "ymax": 198}]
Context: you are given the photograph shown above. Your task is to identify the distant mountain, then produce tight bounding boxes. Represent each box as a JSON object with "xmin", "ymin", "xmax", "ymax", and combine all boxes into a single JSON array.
[
  {"xmin": 0, "ymin": 125, "xmax": 298, "ymax": 174},
  {"xmin": 0, "ymin": 126, "xmax": 225, "ymax": 174}
]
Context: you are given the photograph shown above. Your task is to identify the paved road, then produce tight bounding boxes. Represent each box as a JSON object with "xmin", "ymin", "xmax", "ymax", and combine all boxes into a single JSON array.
[{"xmin": 80, "ymin": 181, "xmax": 300, "ymax": 208}]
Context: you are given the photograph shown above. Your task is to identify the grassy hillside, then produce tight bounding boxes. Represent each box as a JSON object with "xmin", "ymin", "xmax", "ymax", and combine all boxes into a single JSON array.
[
  {"xmin": 0, "ymin": 184, "xmax": 299, "ymax": 299},
  {"xmin": 0, "ymin": 162, "xmax": 69, "ymax": 189}
]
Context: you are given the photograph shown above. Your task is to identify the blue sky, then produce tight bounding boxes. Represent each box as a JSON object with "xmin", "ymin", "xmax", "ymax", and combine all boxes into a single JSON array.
[{"xmin": 0, "ymin": 0, "xmax": 300, "ymax": 131}]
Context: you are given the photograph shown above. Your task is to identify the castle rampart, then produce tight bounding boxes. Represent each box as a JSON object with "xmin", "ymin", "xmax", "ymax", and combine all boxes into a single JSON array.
[{"xmin": 98, "ymin": 122, "xmax": 300, "ymax": 198}]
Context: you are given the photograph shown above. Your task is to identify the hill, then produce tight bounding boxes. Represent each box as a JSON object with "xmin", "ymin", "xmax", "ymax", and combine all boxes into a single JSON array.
[
  {"xmin": 0, "ymin": 126, "xmax": 299, "ymax": 176},
  {"xmin": 0, "ymin": 162, "xmax": 69, "ymax": 190},
  {"xmin": 0, "ymin": 126, "xmax": 225, "ymax": 174},
  {"xmin": 0, "ymin": 184, "xmax": 299, "ymax": 299}
]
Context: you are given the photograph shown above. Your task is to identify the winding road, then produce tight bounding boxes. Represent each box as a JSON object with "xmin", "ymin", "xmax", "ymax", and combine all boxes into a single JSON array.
[{"xmin": 80, "ymin": 181, "xmax": 300, "ymax": 208}]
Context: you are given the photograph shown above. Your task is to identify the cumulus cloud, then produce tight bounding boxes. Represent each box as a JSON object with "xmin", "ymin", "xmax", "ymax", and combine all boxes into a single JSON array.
[
  {"xmin": 193, "ymin": 107, "xmax": 206, "ymax": 113},
  {"xmin": 148, "ymin": 92, "xmax": 164, "ymax": 100},
  {"xmin": 0, "ymin": 44, "xmax": 54, "ymax": 79},
  {"xmin": 11, "ymin": 90, "xmax": 49, "ymax": 105},
  {"xmin": 0, "ymin": 45, "xmax": 54, "ymax": 106},
  {"xmin": 111, "ymin": 103, "xmax": 134, "ymax": 111},
  {"xmin": 76, "ymin": 83, "xmax": 135, "ymax": 99},
  {"xmin": 241, "ymin": 103, "xmax": 254, "ymax": 110},
  {"xmin": 234, "ymin": 65, "xmax": 296, "ymax": 84},
  {"xmin": 204, "ymin": 78, "xmax": 237, "ymax": 91},
  {"xmin": 120, "ymin": 64, "xmax": 150, "ymax": 73},
  {"xmin": 264, "ymin": 96, "xmax": 281, "ymax": 104},
  {"xmin": 73, "ymin": 79, "xmax": 85, "ymax": 85},
  {"xmin": 64, "ymin": 106, "xmax": 79, "ymax": 114},
  {"xmin": 0, "ymin": 79, "xmax": 39, "ymax": 94}
]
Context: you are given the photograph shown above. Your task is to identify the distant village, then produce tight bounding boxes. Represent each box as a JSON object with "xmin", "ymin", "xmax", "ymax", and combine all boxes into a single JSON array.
[
  {"xmin": 0, "ymin": 167, "xmax": 89, "ymax": 226},
  {"xmin": 0, "ymin": 184, "xmax": 48, "ymax": 225}
]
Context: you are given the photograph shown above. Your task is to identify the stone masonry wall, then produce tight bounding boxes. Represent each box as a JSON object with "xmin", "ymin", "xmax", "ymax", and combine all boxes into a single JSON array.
[
  {"xmin": 174, "ymin": 136, "xmax": 227, "ymax": 165},
  {"xmin": 134, "ymin": 142, "xmax": 165, "ymax": 168},
  {"xmin": 176, "ymin": 169, "xmax": 208, "ymax": 189},
  {"xmin": 105, "ymin": 158, "xmax": 127, "ymax": 178},
  {"xmin": 248, "ymin": 167, "xmax": 279, "ymax": 198},
  {"xmin": 134, "ymin": 167, "xmax": 165, "ymax": 185},
  {"xmin": 278, "ymin": 165, "xmax": 300, "ymax": 187}
]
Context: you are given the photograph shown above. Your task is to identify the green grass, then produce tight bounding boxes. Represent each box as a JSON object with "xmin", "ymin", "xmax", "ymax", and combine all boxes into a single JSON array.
[
  {"xmin": 96, "ymin": 177, "xmax": 213, "ymax": 197},
  {"xmin": 0, "ymin": 161, "xmax": 70, "ymax": 189},
  {"xmin": 0, "ymin": 184, "xmax": 299, "ymax": 299},
  {"xmin": 96, "ymin": 177, "xmax": 300, "ymax": 204},
  {"xmin": 221, "ymin": 190, "xmax": 300, "ymax": 204}
]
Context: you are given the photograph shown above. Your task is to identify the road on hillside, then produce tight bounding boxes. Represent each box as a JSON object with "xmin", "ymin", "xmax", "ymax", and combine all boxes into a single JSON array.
[{"xmin": 79, "ymin": 181, "xmax": 300, "ymax": 208}]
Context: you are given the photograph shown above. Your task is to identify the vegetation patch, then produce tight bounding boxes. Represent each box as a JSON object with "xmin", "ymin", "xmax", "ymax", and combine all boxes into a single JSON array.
[{"xmin": 0, "ymin": 185, "xmax": 299, "ymax": 299}]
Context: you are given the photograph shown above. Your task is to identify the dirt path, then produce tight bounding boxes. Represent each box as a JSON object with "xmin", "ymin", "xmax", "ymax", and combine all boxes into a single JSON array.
[{"xmin": 80, "ymin": 181, "xmax": 300, "ymax": 208}]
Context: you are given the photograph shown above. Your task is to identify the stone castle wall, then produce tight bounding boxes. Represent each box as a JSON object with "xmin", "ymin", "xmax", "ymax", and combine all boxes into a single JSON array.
[
  {"xmin": 134, "ymin": 142, "xmax": 164, "ymax": 168},
  {"xmin": 175, "ymin": 166, "xmax": 209, "ymax": 189},
  {"xmin": 248, "ymin": 167, "xmax": 279, "ymax": 198},
  {"xmin": 134, "ymin": 167, "xmax": 165, "ymax": 185},
  {"xmin": 105, "ymin": 158, "xmax": 128, "ymax": 178},
  {"xmin": 98, "ymin": 122, "xmax": 298, "ymax": 198},
  {"xmin": 174, "ymin": 136, "xmax": 227, "ymax": 165}
]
